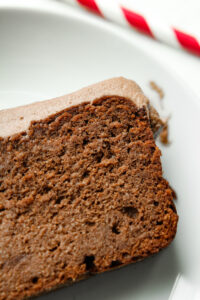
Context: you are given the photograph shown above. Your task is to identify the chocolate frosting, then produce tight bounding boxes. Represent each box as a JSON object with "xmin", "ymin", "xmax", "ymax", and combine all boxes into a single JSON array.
[{"xmin": 0, "ymin": 77, "xmax": 163, "ymax": 137}]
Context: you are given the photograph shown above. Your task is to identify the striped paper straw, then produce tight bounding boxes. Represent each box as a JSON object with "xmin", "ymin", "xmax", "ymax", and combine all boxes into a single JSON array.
[{"xmin": 65, "ymin": 0, "xmax": 200, "ymax": 56}]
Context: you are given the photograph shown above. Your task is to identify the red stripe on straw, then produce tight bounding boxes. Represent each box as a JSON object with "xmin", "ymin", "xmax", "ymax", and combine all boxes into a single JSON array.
[
  {"xmin": 77, "ymin": 0, "xmax": 102, "ymax": 16},
  {"xmin": 173, "ymin": 29, "xmax": 200, "ymax": 56},
  {"xmin": 121, "ymin": 7, "xmax": 154, "ymax": 38}
]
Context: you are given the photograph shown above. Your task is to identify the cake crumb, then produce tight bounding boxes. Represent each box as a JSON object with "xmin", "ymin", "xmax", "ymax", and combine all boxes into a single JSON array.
[
  {"xmin": 149, "ymin": 81, "xmax": 170, "ymax": 145},
  {"xmin": 150, "ymin": 81, "xmax": 164, "ymax": 100},
  {"xmin": 169, "ymin": 185, "xmax": 177, "ymax": 200},
  {"xmin": 20, "ymin": 116, "xmax": 24, "ymax": 120},
  {"xmin": 159, "ymin": 122, "xmax": 170, "ymax": 145}
]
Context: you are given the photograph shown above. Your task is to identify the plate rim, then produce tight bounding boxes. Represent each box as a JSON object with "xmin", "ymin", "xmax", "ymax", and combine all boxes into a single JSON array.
[{"xmin": 0, "ymin": 0, "xmax": 200, "ymax": 111}]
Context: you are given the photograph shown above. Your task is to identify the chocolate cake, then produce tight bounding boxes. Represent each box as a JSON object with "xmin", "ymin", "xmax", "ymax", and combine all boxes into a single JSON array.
[{"xmin": 0, "ymin": 77, "xmax": 178, "ymax": 300}]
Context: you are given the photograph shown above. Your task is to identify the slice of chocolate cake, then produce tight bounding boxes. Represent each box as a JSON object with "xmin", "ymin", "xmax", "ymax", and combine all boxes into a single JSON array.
[{"xmin": 0, "ymin": 77, "xmax": 178, "ymax": 300}]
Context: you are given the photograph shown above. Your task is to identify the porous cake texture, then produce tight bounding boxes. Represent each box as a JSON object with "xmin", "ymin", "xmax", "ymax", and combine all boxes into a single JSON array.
[{"xmin": 0, "ymin": 78, "xmax": 178, "ymax": 300}]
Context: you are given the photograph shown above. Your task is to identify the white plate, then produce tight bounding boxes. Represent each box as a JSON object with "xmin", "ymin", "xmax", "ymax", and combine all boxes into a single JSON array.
[{"xmin": 0, "ymin": 1, "xmax": 200, "ymax": 300}]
